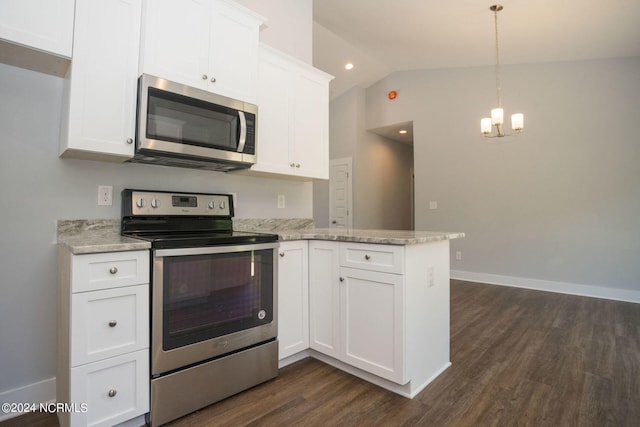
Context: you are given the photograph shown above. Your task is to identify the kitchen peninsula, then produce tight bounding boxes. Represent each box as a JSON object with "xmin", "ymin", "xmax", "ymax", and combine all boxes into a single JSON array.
[{"xmin": 240, "ymin": 222, "xmax": 465, "ymax": 399}]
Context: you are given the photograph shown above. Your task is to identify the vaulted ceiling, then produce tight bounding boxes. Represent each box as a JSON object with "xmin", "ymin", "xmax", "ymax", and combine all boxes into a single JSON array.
[{"xmin": 313, "ymin": 0, "xmax": 640, "ymax": 100}]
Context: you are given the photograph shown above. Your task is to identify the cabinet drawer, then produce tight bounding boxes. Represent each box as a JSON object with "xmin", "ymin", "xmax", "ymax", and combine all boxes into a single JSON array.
[
  {"xmin": 340, "ymin": 243, "xmax": 404, "ymax": 274},
  {"xmin": 70, "ymin": 350, "xmax": 149, "ymax": 427},
  {"xmin": 71, "ymin": 285, "xmax": 149, "ymax": 366},
  {"xmin": 71, "ymin": 251, "xmax": 149, "ymax": 293}
]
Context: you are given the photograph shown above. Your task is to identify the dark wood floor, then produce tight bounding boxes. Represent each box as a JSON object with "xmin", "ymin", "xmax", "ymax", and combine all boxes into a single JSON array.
[{"xmin": 4, "ymin": 280, "xmax": 639, "ymax": 426}]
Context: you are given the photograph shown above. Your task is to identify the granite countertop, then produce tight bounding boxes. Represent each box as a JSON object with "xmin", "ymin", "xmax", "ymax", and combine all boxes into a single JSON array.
[
  {"xmin": 274, "ymin": 228, "xmax": 465, "ymax": 245},
  {"xmin": 57, "ymin": 218, "xmax": 463, "ymax": 255},
  {"xmin": 58, "ymin": 220, "xmax": 150, "ymax": 255}
]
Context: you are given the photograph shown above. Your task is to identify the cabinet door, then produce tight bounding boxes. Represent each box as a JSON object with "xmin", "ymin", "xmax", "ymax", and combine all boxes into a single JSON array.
[
  {"xmin": 340, "ymin": 267, "xmax": 406, "ymax": 384},
  {"xmin": 139, "ymin": 0, "xmax": 210, "ymax": 89},
  {"xmin": 207, "ymin": 0, "xmax": 261, "ymax": 102},
  {"xmin": 253, "ymin": 49, "xmax": 293, "ymax": 175},
  {"xmin": 70, "ymin": 350, "xmax": 149, "ymax": 427},
  {"xmin": 0, "ymin": 0, "xmax": 74, "ymax": 58},
  {"xmin": 71, "ymin": 285, "xmax": 149, "ymax": 366},
  {"xmin": 277, "ymin": 241, "xmax": 309, "ymax": 359},
  {"xmin": 60, "ymin": 0, "xmax": 142, "ymax": 160},
  {"xmin": 290, "ymin": 70, "xmax": 330, "ymax": 179},
  {"xmin": 308, "ymin": 241, "xmax": 341, "ymax": 358}
]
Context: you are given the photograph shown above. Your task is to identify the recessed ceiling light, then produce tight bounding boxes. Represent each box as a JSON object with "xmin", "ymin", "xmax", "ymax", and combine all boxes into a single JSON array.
[
  {"xmin": 345, "ymin": 63, "xmax": 354, "ymax": 70},
  {"xmin": 399, "ymin": 130, "xmax": 408, "ymax": 134}
]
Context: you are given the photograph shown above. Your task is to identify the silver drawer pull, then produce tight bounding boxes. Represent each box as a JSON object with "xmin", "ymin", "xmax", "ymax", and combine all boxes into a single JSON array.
[
  {"xmin": 364, "ymin": 255, "xmax": 371, "ymax": 260},
  {"xmin": 109, "ymin": 267, "xmax": 118, "ymax": 275},
  {"xmin": 202, "ymin": 74, "xmax": 208, "ymax": 80},
  {"xmin": 126, "ymin": 138, "xmax": 133, "ymax": 144},
  {"xmin": 108, "ymin": 389, "xmax": 117, "ymax": 398},
  {"xmin": 108, "ymin": 320, "xmax": 117, "ymax": 328}
]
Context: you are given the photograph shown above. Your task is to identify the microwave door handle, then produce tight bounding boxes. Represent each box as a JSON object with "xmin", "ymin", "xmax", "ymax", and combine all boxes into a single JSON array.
[{"xmin": 237, "ymin": 111, "xmax": 247, "ymax": 152}]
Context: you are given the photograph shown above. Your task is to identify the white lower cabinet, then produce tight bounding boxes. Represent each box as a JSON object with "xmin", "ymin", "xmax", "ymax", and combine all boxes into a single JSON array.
[
  {"xmin": 308, "ymin": 239, "xmax": 451, "ymax": 392},
  {"xmin": 69, "ymin": 350, "xmax": 149, "ymax": 427},
  {"xmin": 277, "ymin": 241, "xmax": 309, "ymax": 359},
  {"xmin": 308, "ymin": 240, "xmax": 340, "ymax": 359},
  {"xmin": 58, "ymin": 248, "xmax": 150, "ymax": 427},
  {"xmin": 309, "ymin": 241, "xmax": 406, "ymax": 384},
  {"xmin": 340, "ymin": 267, "xmax": 405, "ymax": 384}
]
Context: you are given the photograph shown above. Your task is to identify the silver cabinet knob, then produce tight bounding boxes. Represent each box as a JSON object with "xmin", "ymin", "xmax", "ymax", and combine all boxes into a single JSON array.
[
  {"xmin": 210, "ymin": 77, "xmax": 216, "ymax": 83},
  {"xmin": 108, "ymin": 320, "xmax": 117, "ymax": 327},
  {"xmin": 295, "ymin": 164, "xmax": 301, "ymax": 168},
  {"xmin": 339, "ymin": 277, "xmax": 345, "ymax": 282},
  {"xmin": 279, "ymin": 252, "xmax": 285, "ymax": 257},
  {"xmin": 332, "ymin": 220, "xmax": 337, "ymax": 224},
  {"xmin": 108, "ymin": 389, "xmax": 117, "ymax": 398},
  {"xmin": 126, "ymin": 138, "xmax": 133, "ymax": 144},
  {"xmin": 365, "ymin": 255, "xmax": 371, "ymax": 260},
  {"xmin": 290, "ymin": 163, "xmax": 295, "ymax": 167},
  {"xmin": 109, "ymin": 267, "xmax": 118, "ymax": 275},
  {"xmin": 202, "ymin": 74, "xmax": 208, "ymax": 80}
]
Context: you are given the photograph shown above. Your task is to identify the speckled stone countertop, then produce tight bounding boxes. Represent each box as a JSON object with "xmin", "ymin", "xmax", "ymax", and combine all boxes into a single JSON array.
[
  {"xmin": 233, "ymin": 219, "xmax": 464, "ymax": 245},
  {"xmin": 58, "ymin": 219, "xmax": 463, "ymax": 254},
  {"xmin": 274, "ymin": 228, "xmax": 465, "ymax": 245},
  {"xmin": 57, "ymin": 220, "xmax": 150, "ymax": 255}
]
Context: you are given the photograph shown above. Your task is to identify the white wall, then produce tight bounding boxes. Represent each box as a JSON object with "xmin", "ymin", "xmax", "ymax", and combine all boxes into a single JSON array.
[
  {"xmin": 235, "ymin": 0, "xmax": 312, "ymax": 64},
  {"xmin": 364, "ymin": 57, "xmax": 640, "ymax": 298},
  {"xmin": 0, "ymin": 0, "xmax": 314, "ymax": 406}
]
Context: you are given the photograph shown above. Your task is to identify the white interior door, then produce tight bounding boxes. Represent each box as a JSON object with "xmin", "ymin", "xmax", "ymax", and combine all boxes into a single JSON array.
[{"xmin": 329, "ymin": 157, "xmax": 353, "ymax": 229}]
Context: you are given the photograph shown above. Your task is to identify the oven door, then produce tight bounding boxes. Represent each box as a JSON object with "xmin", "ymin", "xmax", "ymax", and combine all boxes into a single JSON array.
[{"xmin": 151, "ymin": 242, "xmax": 278, "ymax": 376}]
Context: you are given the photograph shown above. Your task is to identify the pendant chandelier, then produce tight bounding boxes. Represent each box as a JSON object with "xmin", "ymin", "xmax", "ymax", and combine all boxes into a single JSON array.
[{"xmin": 481, "ymin": 4, "xmax": 523, "ymax": 138}]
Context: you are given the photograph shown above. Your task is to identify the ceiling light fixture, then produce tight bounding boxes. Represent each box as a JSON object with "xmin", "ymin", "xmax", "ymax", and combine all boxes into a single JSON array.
[
  {"xmin": 399, "ymin": 130, "xmax": 407, "ymax": 134},
  {"xmin": 345, "ymin": 62, "xmax": 354, "ymax": 70},
  {"xmin": 481, "ymin": 4, "xmax": 523, "ymax": 138}
]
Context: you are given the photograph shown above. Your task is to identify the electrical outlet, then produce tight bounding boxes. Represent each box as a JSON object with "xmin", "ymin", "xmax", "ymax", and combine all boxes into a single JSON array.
[
  {"xmin": 429, "ymin": 201, "xmax": 438, "ymax": 210},
  {"xmin": 277, "ymin": 194, "xmax": 285, "ymax": 209},
  {"xmin": 98, "ymin": 185, "xmax": 113, "ymax": 206},
  {"xmin": 456, "ymin": 251, "xmax": 462, "ymax": 261}
]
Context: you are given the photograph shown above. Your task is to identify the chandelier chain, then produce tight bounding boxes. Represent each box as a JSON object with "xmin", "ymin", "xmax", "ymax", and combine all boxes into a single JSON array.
[{"xmin": 494, "ymin": 7, "xmax": 502, "ymax": 108}]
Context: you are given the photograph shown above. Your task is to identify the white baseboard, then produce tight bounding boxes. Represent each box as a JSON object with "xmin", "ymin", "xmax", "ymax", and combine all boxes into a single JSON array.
[
  {"xmin": 451, "ymin": 270, "xmax": 640, "ymax": 303},
  {"xmin": 0, "ymin": 377, "xmax": 56, "ymax": 422}
]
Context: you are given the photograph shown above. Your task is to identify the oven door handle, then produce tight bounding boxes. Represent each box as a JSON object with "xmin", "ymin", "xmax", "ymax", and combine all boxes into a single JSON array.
[{"xmin": 154, "ymin": 242, "xmax": 279, "ymax": 257}]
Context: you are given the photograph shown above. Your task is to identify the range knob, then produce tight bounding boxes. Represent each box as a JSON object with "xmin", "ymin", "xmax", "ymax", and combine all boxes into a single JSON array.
[
  {"xmin": 219, "ymin": 201, "xmax": 226, "ymax": 209},
  {"xmin": 208, "ymin": 201, "xmax": 215, "ymax": 209},
  {"xmin": 135, "ymin": 198, "xmax": 146, "ymax": 208},
  {"xmin": 151, "ymin": 199, "xmax": 160, "ymax": 208}
]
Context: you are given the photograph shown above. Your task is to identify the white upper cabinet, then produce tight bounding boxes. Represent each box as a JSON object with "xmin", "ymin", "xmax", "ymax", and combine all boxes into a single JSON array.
[
  {"xmin": 139, "ymin": 0, "xmax": 264, "ymax": 103},
  {"xmin": 0, "ymin": 0, "xmax": 74, "ymax": 58},
  {"xmin": 59, "ymin": 0, "xmax": 142, "ymax": 161},
  {"xmin": 0, "ymin": 0, "xmax": 75, "ymax": 75},
  {"xmin": 250, "ymin": 44, "xmax": 333, "ymax": 180}
]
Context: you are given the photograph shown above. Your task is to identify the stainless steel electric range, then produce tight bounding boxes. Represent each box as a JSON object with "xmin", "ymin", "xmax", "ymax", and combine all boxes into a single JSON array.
[{"xmin": 121, "ymin": 189, "xmax": 279, "ymax": 426}]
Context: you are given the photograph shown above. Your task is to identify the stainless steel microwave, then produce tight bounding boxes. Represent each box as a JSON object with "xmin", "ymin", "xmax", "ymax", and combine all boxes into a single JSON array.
[{"xmin": 131, "ymin": 74, "xmax": 257, "ymax": 172}]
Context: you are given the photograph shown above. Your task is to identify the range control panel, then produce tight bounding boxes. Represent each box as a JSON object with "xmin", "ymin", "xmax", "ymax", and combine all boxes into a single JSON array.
[{"xmin": 124, "ymin": 190, "xmax": 233, "ymax": 217}]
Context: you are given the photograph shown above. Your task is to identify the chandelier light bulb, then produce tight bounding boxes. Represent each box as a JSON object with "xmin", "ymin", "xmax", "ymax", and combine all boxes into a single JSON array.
[
  {"xmin": 481, "ymin": 118, "xmax": 492, "ymax": 134},
  {"xmin": 511, "ymin": 113, "xmax": 524, "ymax": 131},
  {"xmin": 491, "ymin": 108, "xmax": 504, "ymax": 125}
]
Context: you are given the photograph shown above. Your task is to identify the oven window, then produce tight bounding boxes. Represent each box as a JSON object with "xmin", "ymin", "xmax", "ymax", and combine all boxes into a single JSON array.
[{"xmin": 162, "ymin": 249, "xmax": 274, "ymax": 350}]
